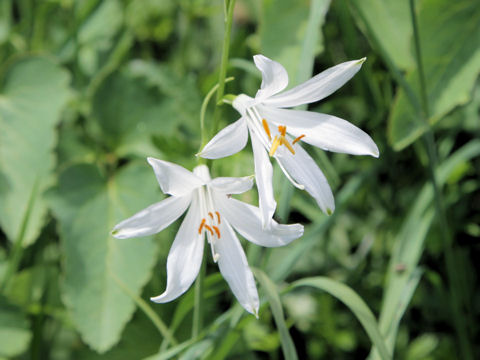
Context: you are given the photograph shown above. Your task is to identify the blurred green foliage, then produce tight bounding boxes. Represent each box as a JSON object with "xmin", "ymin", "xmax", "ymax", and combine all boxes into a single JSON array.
[{"xmin": 0, "ymin": 0, "xmax": 478, "ymax": 359}]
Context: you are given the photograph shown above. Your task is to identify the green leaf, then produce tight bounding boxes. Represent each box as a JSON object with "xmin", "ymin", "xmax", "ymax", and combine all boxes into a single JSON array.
[
  {"xmin": 370, "ymin": 139, "xmax": 480, "ymax": 359},
  {"xmin": 0, "ymin": 297, "xmax": 32, "ymax": 358},
  {"xmin": 254, "ymin": 269, "xmax": 298, "ymax": 360},
  {"xmin": 259, "ymin": 0, "xmax": 331, "ymax": 87},
  {"xmin": 289, "ymin": 277, "xmax": 391, "ymax": 360},
  {"xmin": 91, "ymin": 61, "xmax": 201, "ymax": 158},
  {"xmin": 350, "ymin": 0, "xmax": 413, "ymax": 70},
  {"xmin": 0, "ymin": 56, "xmax": 70, "ymax": 245},
  {"xmin": 388, "ymin": 0, "xmax": 480, "ymax": 150},
  {"xmin": 48, "ymin": 161, "xmax": 160, "ymax": 352}
]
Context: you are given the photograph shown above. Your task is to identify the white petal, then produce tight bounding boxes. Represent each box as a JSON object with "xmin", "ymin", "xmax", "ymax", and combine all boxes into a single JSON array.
[
  {"xmin": 253, "ymin": 54, "xmax": 289, "ymax": 101},
  {"xmin": 197, "ymin": 118, "xmax": 249, "ymax": 159},
  {"xmin": 264, "ymin": 58, "xmax": 366, "ymax": 108},
  {"xmin": 111, "ymin": 195, "xmax": 191, "ymax": 239},
  {"xmin": 147, "ymin": 158, "xmax": 205, "ymax": 197},
  {"xmin": 209, "ymin": 176, "xmax": 254, "ymax": 194},
  {"xmin": 260, "ymin": 106, "xmax": 379, "ymax": 157},
  {"xmin": 275, "ymin": 145, "xmax": 335, "ymax": 215},
  {"xmin": 215, "ymin": 220, "xmax": 259, "ymax": 316},
  {"xmin": 251, "ymin": 131, "xmax": 276, "ymax": 227},
  {"xmin": 150, "ymin": 194, "xmax": 204, "ymax": 303},
  {"xmin": 214, "ymin": 193, "xmax": 304, "ymax": 247},
  {"xmin": 232, "ymin": 94, "xmax": 255, "ymax": 117}
]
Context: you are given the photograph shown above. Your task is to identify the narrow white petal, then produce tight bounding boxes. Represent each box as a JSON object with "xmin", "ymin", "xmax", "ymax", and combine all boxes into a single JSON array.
[
  {"xmin": 197, "ymin": 118, "xmax": 248, "ymax": 159},
  {"xmin": 276, "ymin": 145, "xmax": 335, "ymax": 215},
  {"xmin": 216, "ymin": 220, "xmax": 259, "ymax": 316},
  {"xmin": 209, "ymin": 176, "xmax": 254, "ymax": 194},
  {"xmin": 148, "ymin": 158, "xmax": 205, "ymax": 196},
  {"xmin": 112, "ymin": 195, "xmax": 191, "ymax": 239},
  {"xmin": 260, "ymin": 106, "xmax": 379, "ymax": 157},
  {"xmin": 264, "ymin": 58, "xmax": 366, "ymax": 108},
  {"xmin": 150, "ymin": 194, "xmax": 204, "ymax": 303},
  {"xmin": 251, "ymin": 131, "xmax": 276, "ymax": 227},
  {"xmin": 214, "ymin": 193, "xmax": 303, "ymax": 247},
  {"xmin": 253, "ymin": 54, "xmax": 289, "ymax": 101}
]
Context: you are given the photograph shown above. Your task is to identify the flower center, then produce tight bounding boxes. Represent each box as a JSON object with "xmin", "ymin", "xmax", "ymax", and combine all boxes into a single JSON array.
[
  {"xmin": 198, "ymin": 210, "xmax": 222, "ymax": 262},
  {"xmin": 262, "ymin": 119, "xmax": 305, "ymax": 157}
]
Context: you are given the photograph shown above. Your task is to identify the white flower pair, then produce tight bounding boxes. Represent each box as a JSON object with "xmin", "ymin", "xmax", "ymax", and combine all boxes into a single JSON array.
[{"xmin": 112, "ymin": 55, "xmax": 379, "ymax": 316}]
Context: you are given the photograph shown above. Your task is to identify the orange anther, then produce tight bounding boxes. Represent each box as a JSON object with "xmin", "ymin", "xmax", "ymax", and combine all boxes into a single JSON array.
[
  {"xmin": 198, "ymin": 219, "xmax": 206, "ymax": 234},
  {"xmin": 212, "ymin": 225, "xmax": 221, "ymax": 238},
  {"xmin": 208, "ymin": 212, "xmax": 214, "ymax": 220},
  {"xmin": 215, "ymin": 211, "xmax": 221, "ymax": 224},
  {"xmin": 278, "ymin": 125, "xmax": 287, "ymax": 136},
  {"xmin": 262, "ymin": 119, "xmax": 272, "ymax": 140},
  {"xmin": 204, "ymin": 224, "xmax": 214, "ymax": 236},
  {"xmin": 292, "ymin": 134, "xmax": 305, "ymax": 145}
]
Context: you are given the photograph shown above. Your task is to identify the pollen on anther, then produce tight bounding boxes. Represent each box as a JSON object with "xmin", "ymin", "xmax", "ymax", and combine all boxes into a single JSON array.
[
  {"xmin": 212, "ymin": 225, "xmax": 221, "ymax": 238},
  {"xmin": 215, "ymin": 211, "xmax": 221, "ymax": 224},
  {"xmin": 278, "ymin": 125, "xmax": 287, "ymax": 136},
  {"xmin": 208, "ymin": 212, "xmax": 214, "ymax": 220},
  {"xmin": 269, "ymin": 136, "xmax": 281, "ymax": 157},
  {"xmin": 262, "ymin": 119, "xmax": 272, "ymax": 140},
  {"xmin": 292, "ymin": 134, "xmax": 305, "ymax": 145},
  {"xmin": 204, "ymin": 224, "xmax": 214, "ymax": 236},
  {"xmin": 198, "ymin": 219, "xmax": 206, "ymax": 234}
]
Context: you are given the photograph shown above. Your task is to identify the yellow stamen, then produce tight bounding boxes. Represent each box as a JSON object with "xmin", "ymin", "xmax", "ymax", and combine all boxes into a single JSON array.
[
  {"xmin": 215, "ymin": 211, "xmax": 221, "ymax": 224},
  {"xmin": 281, "ymin": 137, "xmax": 295, "ymax": 155},
  {"xmin": 208, "ymin": 212, "xmax": 214, "ymax": 220},
  {"xmin": 262, "ymin": 119, "xmax": 272, "ymax": 140},
  {"xmin": 292, "ymin": 134, "xmax": 305, "ymax": 145},
  {"xmin": 278, "ymin": 125, "xmax": 287, "ymax": 136},
  {"xmin": 212, "ymin": 225, "xmax": 221, "ymax": 238},
  {"xmin": 204, "ymin": 224, "xmax": 214, "ymax": 236},
  {"xmin": 198, "ymin": 219, "xmax": 206, "ymax": 234},
  {"xmin": 269, "ymin": 135, "xmax": 281, "ymax": 157}
]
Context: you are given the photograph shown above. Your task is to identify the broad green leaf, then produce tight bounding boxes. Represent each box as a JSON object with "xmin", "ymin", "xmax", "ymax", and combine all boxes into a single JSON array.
[
  {"xmin": 0, "ymin": 57, "xmax": 70, "ymax": 245},
  {"xmin": 0, "ymin": 297, "xmax": 31, "ymax": 358},
  {"xmin": 350, "ymin": 0, "xmax": 413, "ymax": 70},
  {"xmin": 370, "ymin": 140, "xmax": 480, "ymax": 359},
  {"xmin": 254, "ymin": 269, "xmax": 298, "ymax": 360},
  {"xmin": 48, "ymin": 161, "xmax": 160, "ymax": 352},
  {"xmin": 259, "ymin": 0, "xmax": 331, "ymax": 87},
  {"xmin": 288, "ymin": 277, "xmax": 391, "ymax": 360},
  {"xmin": 388, "ymin": 0, "xmax": 480, "ymax": 150},
  {"xmin": 91, "ymin": 61, "xmax": 201, "ymax": 158}
]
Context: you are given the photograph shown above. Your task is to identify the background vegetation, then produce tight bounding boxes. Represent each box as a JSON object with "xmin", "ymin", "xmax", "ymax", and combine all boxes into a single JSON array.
[{"xmin": 0, "ymin": 0, "xmax": 478, "ymax": 359}]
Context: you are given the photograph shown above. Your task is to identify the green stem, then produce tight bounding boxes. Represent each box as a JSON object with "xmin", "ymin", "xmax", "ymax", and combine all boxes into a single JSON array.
[
  {"xmin": 192, "ymin": 252, "xmax": 206, "ymax": 338},
  {"xmin": 0, "ymin": 178, "xmax": 38, "ymax": 293},
  {"xmin": 212, "ymin": 0, "xmax": 236, "ymax": 137},
  {"xmin": 198, "ymin": 77, "xmax": 235, "ymax": 158},
  {"xmin": 409, "ymin": 1, "xmax": 473, "ymax": 359},
  {"xmin": 110, "ymin": 272, "xmax": 178, "ymax": 347}
]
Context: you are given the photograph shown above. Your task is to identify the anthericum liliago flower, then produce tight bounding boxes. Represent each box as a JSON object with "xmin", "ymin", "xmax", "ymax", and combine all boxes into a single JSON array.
[
  {"xmin": 111, "ymin": 158, "xmax": 304, "ymax": 316},
  {"xmin": 198, "ymin": 55, "xmax": 379, "ymax": 226}
]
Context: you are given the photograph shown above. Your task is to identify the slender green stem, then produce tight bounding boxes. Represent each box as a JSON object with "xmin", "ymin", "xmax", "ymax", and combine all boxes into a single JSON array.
[
  {"xmin": 110, "ymin": 271, "xmax": 178, "ymax": 347},
  {"xmin": 198, "ymin": 77, "xmax": 235, "ymax": 157},
  {"xmin": 192, "ymin": 252, "xmax": 206, "ymax": 338},
  {"xmin": 212, "ymin": 0, "xmax": 236, "ymax": 136},
  {"xmin": 0, "ymin": 178, "xmax": 38, "ymax": 293},
  {"xmin": 409, "ymin": 1, "xmax": 473, "ymax": 359}
]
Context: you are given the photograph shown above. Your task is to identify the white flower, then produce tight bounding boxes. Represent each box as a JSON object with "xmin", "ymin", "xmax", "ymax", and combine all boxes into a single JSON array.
[
  {"xmin": 198, "ymin": 55, "xmax": 379, "ymax": 226},
  {"xmin": 111, "ymin": 158, "xmax": 304, "ymax": 316}
]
